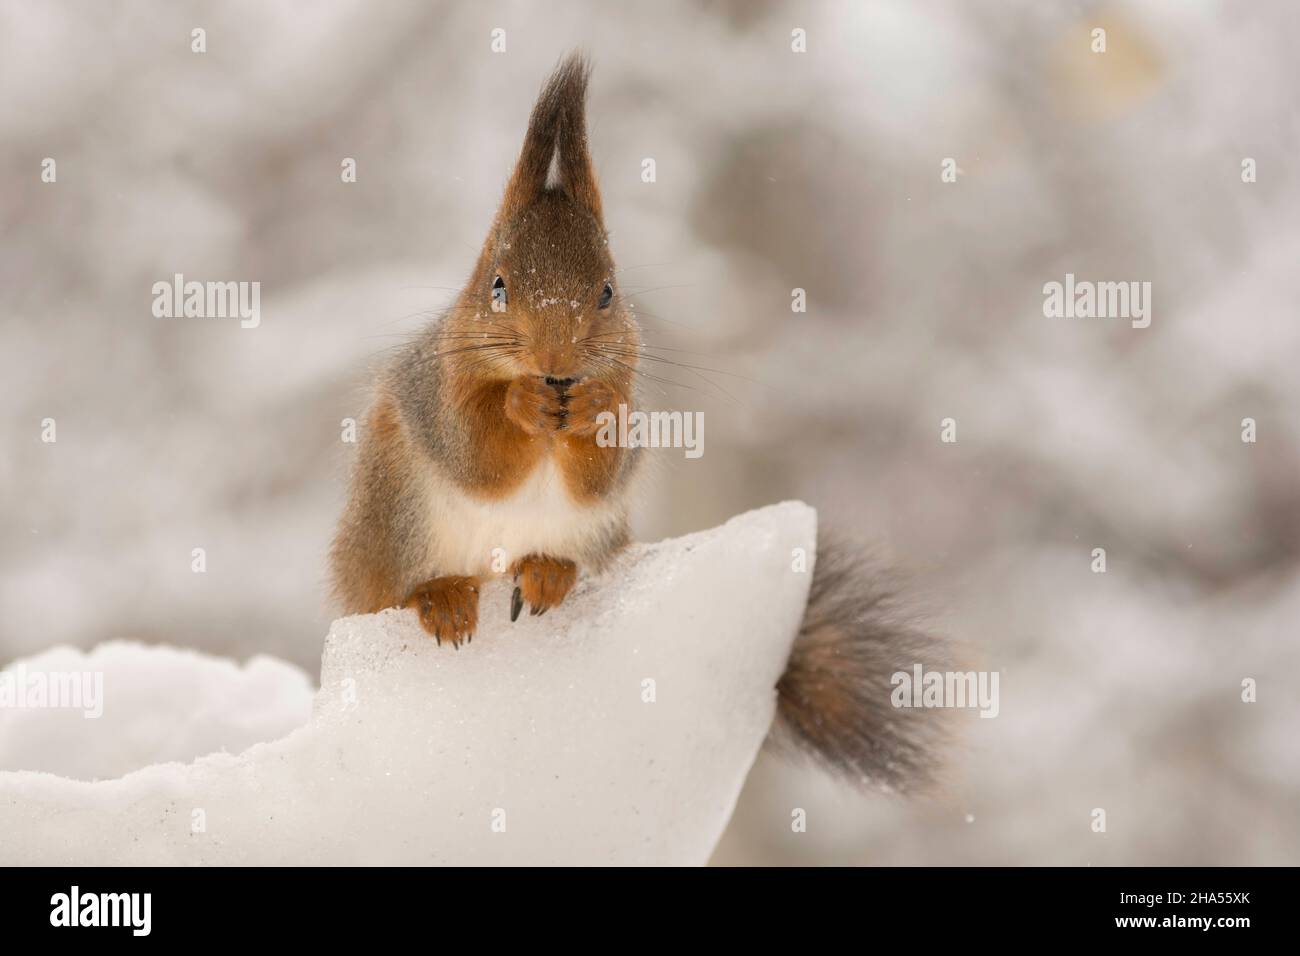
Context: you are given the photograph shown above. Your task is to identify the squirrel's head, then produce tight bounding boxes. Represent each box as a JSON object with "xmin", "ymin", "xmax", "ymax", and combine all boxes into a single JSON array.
[{"xmin": 450, "ymin": 55, "xmax": 638, "ymax": 382}]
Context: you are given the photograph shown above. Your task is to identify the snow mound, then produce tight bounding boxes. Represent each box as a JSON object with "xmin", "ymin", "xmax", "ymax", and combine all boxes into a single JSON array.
[
  {"xmin": 0, "ymin": 642, "xmax": 314, "ymax": 781},
  {"xmin": 0, "ymin": 502, "xmax": 816, "ymax": 865}
]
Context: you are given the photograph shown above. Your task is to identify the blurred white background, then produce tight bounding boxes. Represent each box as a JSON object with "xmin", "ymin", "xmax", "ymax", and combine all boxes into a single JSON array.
[{"xmin": 2, "ymin": 0, "xmax": 1298, "ymax": 864}]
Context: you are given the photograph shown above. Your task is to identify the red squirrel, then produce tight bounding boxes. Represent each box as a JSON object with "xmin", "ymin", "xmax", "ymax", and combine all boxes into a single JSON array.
[{"xmin": 330, "ymin": 55, "xmax": 950, "ymax": 791}]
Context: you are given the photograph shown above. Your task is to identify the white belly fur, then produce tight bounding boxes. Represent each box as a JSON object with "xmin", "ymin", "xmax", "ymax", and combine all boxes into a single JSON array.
[{"xmin": 419, "ymin": 455, "xmax": 625, "ymax": 577}]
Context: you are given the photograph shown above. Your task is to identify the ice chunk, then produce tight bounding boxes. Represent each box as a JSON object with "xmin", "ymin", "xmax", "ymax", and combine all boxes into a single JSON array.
[
  {"xmin": 0, "ymin": 642, "xmax": 314, "ymax": 781},
  {"xmin": 0, "ymin": 502, "xmax": 815, "ymax": 865}
]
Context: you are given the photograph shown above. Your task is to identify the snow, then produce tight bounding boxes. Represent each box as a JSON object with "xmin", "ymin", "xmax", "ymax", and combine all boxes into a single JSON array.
[
  {"xmin": 0, "ymin": 503, "xmax": 815, "ymax": 865},
  {"xmin": 5, "ymin": 0, "xmax": 1298, "ymax": 866},
  {"xmin": 0, "ymin": 643, "xmax": 314, "ymax": 782}
]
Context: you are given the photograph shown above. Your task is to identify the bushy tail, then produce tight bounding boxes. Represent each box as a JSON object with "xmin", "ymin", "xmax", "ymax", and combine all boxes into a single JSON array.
[{"xmin": 773, "ymin": 537, "xmax": 954, "ymax": 793}]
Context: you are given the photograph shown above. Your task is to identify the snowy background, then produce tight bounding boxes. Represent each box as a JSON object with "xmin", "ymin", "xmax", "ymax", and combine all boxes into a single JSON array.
[{"xmin": 2, "ymin": 0, "xmax": 1299, "ymax": 864}]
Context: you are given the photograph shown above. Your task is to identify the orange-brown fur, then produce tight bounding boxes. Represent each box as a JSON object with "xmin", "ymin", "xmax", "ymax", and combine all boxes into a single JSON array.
[
  {"xmin": 329, "ymin": 393, "xmax": 412, "ymax": 614},
  {"xmin": 330, "ymin": 54, "xmax": 640, "ymax": 646},
  {"xmin": 329, "ymin": 55, "xmax": 954, "ymax": 795}
]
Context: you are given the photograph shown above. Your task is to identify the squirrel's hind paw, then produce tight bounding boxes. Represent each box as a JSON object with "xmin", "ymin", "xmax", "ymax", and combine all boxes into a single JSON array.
[
  {"xmin": 405, "ymin": 576, "xmax": 481, "ymax": 648},
  {"xmin": 510, "ymin": 555, "xmax": 578, "ymax": 618}
]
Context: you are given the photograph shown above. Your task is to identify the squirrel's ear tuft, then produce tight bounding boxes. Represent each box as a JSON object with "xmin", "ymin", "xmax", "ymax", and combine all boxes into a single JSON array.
[{"xmin": 501, "ymin": 53, "xmax": 603, "ymax": 224}]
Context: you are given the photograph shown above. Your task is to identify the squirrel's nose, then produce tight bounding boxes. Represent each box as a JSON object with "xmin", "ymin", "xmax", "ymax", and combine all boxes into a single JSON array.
[{"xmin": 534, "ymin": 348, "xmax": 576, "ymax": 379}]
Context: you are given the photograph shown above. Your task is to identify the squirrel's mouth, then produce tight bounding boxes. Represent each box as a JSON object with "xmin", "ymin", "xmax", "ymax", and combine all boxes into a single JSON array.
[{"xmin": 526, "ymin": 345, "xmax": 582, "ymax": 380}]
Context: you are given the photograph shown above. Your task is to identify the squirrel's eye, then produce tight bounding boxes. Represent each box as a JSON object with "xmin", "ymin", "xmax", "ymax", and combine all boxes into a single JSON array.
[
  {"xmin": 491, "ymin": 274, "xmax": 507, "ymax": 311},
  {"xmin": 598, "ymin": 282, "xmax": 613, "ymax": 310}
]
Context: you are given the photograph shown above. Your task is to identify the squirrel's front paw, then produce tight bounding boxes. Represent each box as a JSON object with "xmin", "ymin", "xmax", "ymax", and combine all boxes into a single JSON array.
[
  {"xmin": 505, "ymin": 375, "xmax": 565, "ymax": 435},
  {"xmin": 509, "ymin": 554, "xmax": 577, "ymax": 620},
  {"xmin": 405, "ymin": 575, "xmax": 480, "ymax": 647},
  {"xmin": 562, "ymin": 378, "xmax": 619, "ymax": 437}
]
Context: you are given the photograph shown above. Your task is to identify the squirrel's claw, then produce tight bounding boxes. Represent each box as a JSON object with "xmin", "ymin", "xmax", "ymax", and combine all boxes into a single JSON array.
[{"xmin": 510, "ymin": 586, "xmax": 524, "ymax": 622}]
